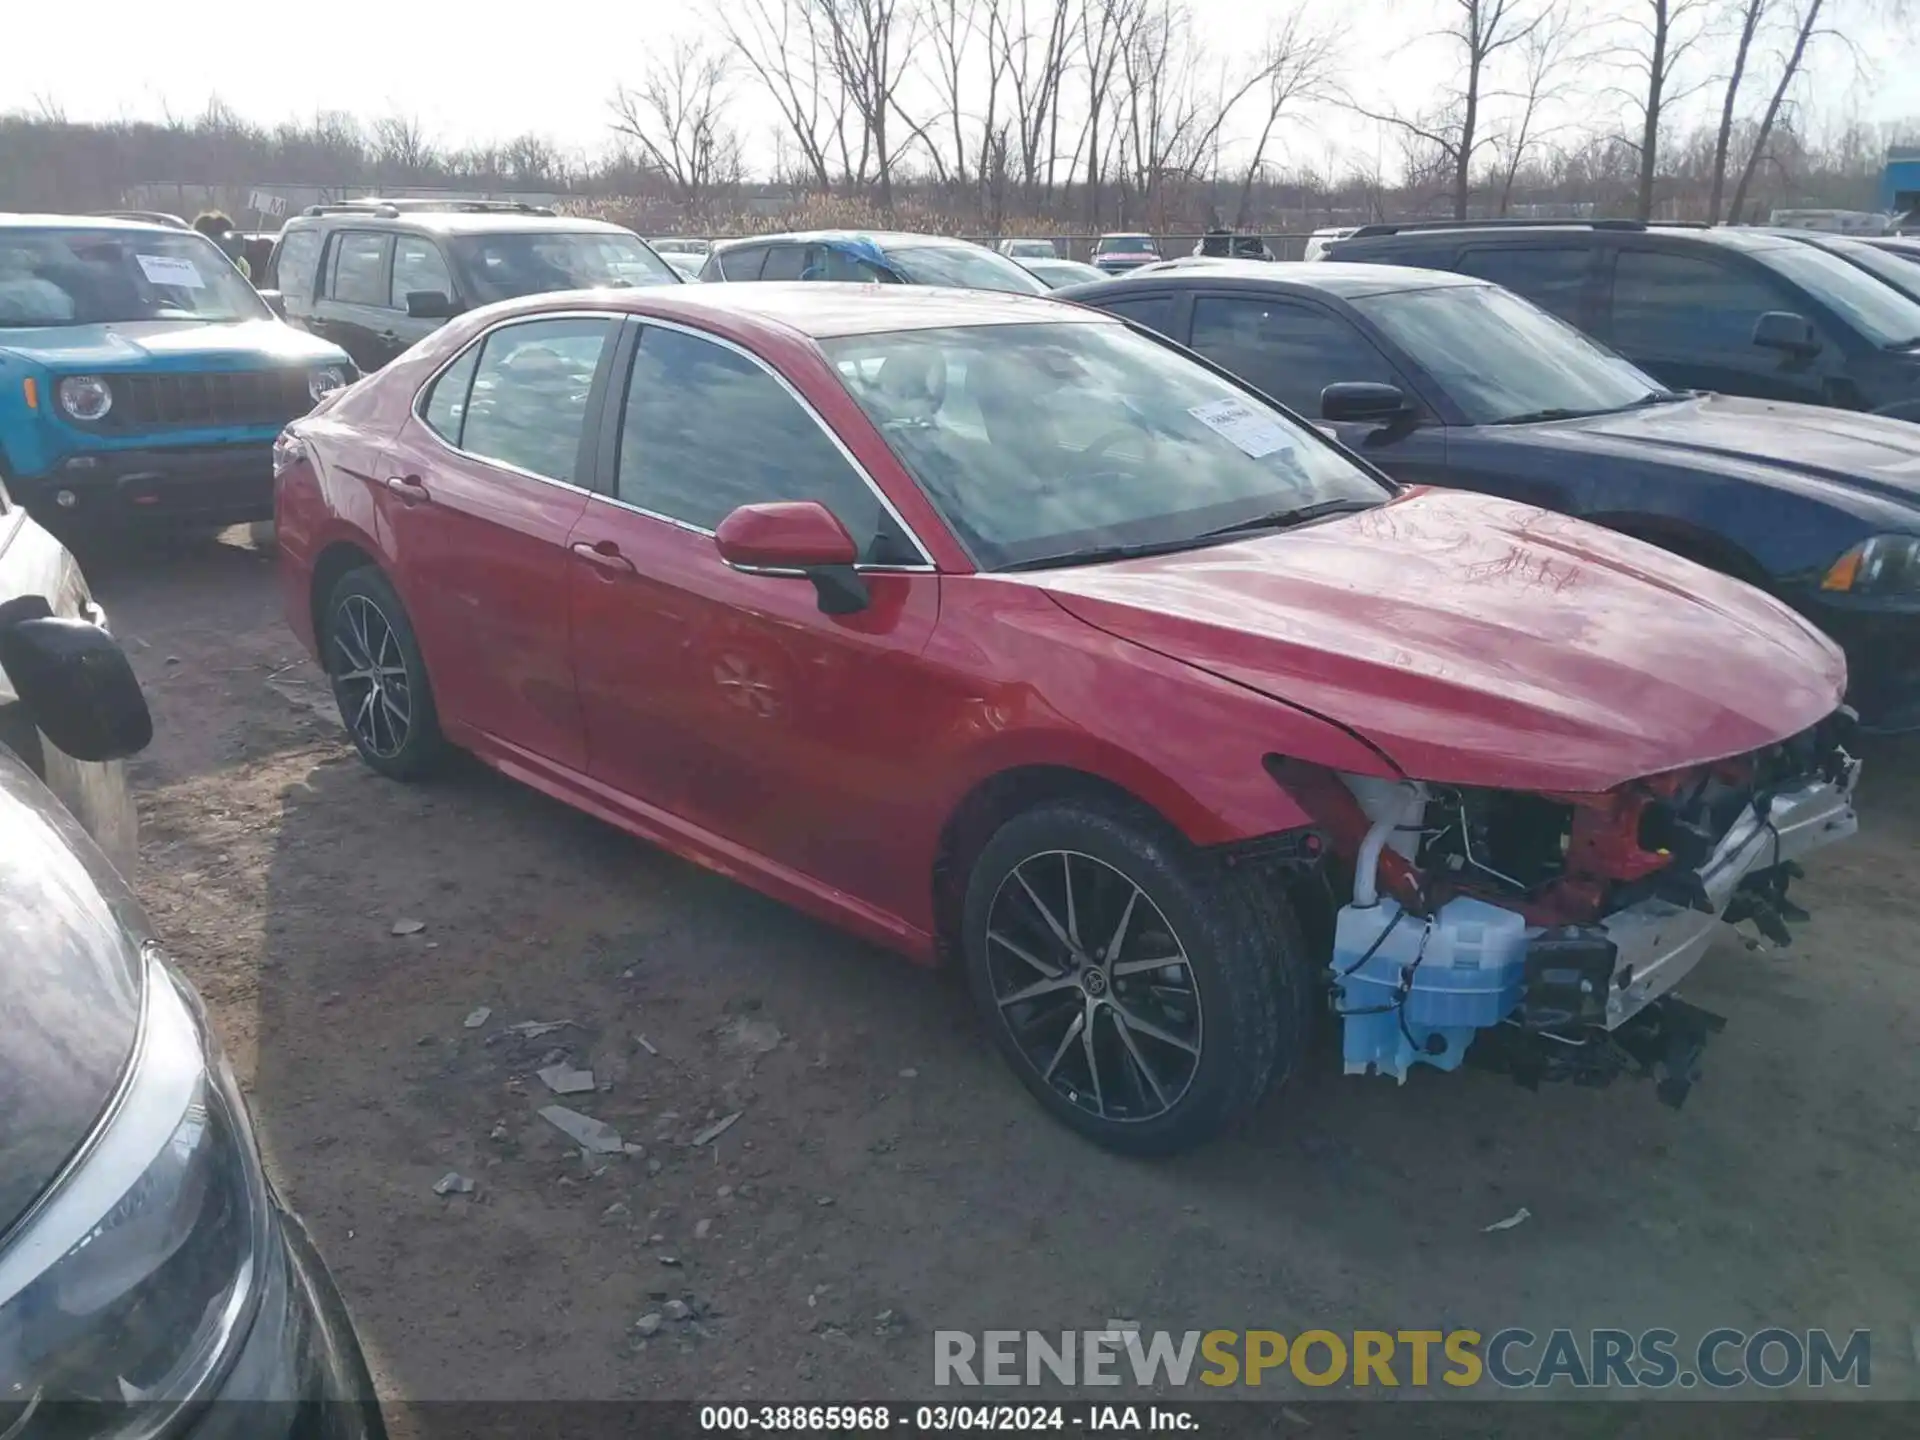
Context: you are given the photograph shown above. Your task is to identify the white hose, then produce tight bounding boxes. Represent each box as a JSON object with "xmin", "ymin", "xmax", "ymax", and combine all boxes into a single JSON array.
[{"xmin": 1353, "ymin": 782, "xmax": 1425, "ymax": 908}]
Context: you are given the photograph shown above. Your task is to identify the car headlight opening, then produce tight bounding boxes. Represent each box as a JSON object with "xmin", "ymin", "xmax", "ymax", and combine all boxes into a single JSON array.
[
  {"xmin": 1821, "ymin": 534, "xmax": 1920, "ymax": 595},
  {"xmin": 56, "ymin": 377, "xmax": 114, "ymax": 423},
  {"xmin": 0, "ymin": 948, "xmax": 269, "ymax": 1426},
  {"xmin": 308, "ymin": 365, "xmax": 351, "ymax": 404}
]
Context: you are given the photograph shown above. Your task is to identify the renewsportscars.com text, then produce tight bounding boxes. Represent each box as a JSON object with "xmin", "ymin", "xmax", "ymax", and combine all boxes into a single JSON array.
[{"xmin": 933, "ymin": 1327, "xmax": 1872, "ymax": 1391}]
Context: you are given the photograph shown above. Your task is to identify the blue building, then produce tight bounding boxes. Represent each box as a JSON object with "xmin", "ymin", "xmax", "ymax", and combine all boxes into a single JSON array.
[{"xmin": 1884, "ymin": 145, "xmax": 1920, "ymax": 216}]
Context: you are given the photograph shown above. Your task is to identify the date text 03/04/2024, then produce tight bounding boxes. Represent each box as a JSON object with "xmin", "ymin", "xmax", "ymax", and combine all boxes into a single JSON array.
[{"xmin": 697, "ymin": 1405, "xmax": 1196, "ymax": 1432}]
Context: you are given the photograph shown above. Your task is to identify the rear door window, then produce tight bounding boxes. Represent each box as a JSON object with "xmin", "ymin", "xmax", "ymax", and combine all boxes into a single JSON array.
[
  {"xmin": 1189, "ymin": 296, "xmax": 1407, "ymax": 414},
  {"xmin": 1095, "ymin": 295, "xmax": 1176, "ymax": 336},
  {"xmin": 760, "ymin": 245, "xmax": 809, "ymax": 281},
  {"xmin": 1456, "ymin": 246, "xmax": 1592, "ymax": 324},
  {"xmin": 329, "ymin": 231, "xmax": 392, "ymax": 307},
  {"xmin": 457, "ymin": 316, "xmax": 614, "ymax": 483},
  {"xmin": 718, "ymin": 245, "xmax": 769, "ymax": 281}
]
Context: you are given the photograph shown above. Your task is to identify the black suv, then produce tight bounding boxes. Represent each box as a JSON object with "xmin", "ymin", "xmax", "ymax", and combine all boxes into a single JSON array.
[
  {"xmin": 264, "ymin": 199, "xmax": 679, "ymax": 371},
  {"xmin": 1324, "ymin": 220, "xmax": 1920, "ymax": 420}
]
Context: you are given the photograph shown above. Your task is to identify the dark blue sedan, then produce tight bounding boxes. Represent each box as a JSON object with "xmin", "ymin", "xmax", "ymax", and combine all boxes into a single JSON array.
[{"xmin": 1060, "ymin": 259, "xmax": 1920, "ymax": 731}]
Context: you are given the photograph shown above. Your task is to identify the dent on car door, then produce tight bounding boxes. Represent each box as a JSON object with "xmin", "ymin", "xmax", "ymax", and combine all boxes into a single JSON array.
[
  {"xmin": 379, "ymin": 313, "xmax": 617, "ymax": 771},
  {"xmin": 565, "ymin": 321, "xmax": 940, "ymax": 916},
  {"xmin": 1602, "ymin": 246, "xmax": 1840, "ymax": 404},
  {"xmin": 1184, "ymin": 293, "xmax": 1450, "ymax": 481}
]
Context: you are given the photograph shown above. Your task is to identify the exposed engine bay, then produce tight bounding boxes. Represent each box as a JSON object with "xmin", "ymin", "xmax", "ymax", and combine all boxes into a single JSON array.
[{"xmin": 1298, "ymin": 709, "xmax": 1862, "ymax": 1107}]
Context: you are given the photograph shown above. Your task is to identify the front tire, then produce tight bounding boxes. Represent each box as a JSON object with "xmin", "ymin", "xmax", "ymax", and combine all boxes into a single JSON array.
[
  {"xmin": 322, "ymin": 566, "xmax": 446, "ymax": 780},
  {"xmin": 961, "ymin": 798, "xmax": 1311, "ymax": 1155}
]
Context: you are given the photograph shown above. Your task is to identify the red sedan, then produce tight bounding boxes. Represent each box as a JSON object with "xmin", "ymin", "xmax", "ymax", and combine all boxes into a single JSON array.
[{"xmin": 276, "ymin": 284, "xmax": 1860, "ymax": 1153}]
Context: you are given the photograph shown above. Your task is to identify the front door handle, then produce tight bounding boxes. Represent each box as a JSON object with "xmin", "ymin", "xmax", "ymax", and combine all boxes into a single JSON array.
[
  {"xmin": 570, "ymin": 539, "xmax": 636, "ymax": 575},
  {"xmin": 384, "ymin": 476, "xmax": 431, "ymax": 504}
]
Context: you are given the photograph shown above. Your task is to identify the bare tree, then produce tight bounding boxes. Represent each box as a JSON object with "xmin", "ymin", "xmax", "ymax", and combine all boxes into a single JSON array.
[
  {"xmin": 1348, "ymin": 0, "xmax": 1549, "ymax": 219},
  {"xmin": 370, "ymin": 113, "xmax": 435, "ymax": 181},
  {"xmin": 811, "ymin": 0, "xmax": 923, "ymax": 206},
  {"xmin": 1225, "ymin": 11, "xmax": 1343, "ymax": 226},
  {"xmin": 984, "ymin": 0, "xmax": 1077, "ymax": 200},
  {"xmin": 1609, "ymin": 0, "xmax": 1713, "ymax": 218},
  {"xmin": 1725, "ymin": 0, "xmax": 1828, "ymax": 221},
  {"xmin": 1706, "ymin": 0, "xmax": 1770, "ymax": 219},
  {"xmin": 1076, "ymin": 0, "xmax": 1144, "ymax": 228},
  {"xmin": 919, "ymin": 0, "xmax": 980, "ymax": 185},
  {"xmin": 1491, "ymin": 2, "xmax": 1583, "ymax": 212},
  {"xmin": 722, "ymin": 0, "xmax": 847, "ymax": 191},
  {"xmin": 610, "ymin": 40, "xmax": 743, "ymax": 211}
]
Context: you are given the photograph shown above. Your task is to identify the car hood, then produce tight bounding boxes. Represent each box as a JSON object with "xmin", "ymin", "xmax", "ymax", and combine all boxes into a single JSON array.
[
  {"xmin": 1029, "ymin": 489, "xmax": 1846, "ymax": 793},
  {"xmin": 0, "ymin": 318, "xmax": 349, "ymax": 371},
  {"xmin": 0, "ymin": 747, "xmax": 146, "ymax": 1240},
  {"xmin": 1528, "ymin": 393, "xmax": 1920, "ymax": 509}
]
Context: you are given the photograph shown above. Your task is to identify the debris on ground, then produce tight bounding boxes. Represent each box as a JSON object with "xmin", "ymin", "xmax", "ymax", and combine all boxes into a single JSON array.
[
  {"xmin": 695, "ymin": 1218, "xmax": 713, "ymax": 1239},
  {"xmin": 659, "ymin": 1254, "xmax": 682, "ymax": 1266},
  {"xmin": 391, "ymin": 918, "xmax": 426, "ymax": 936},
  {"xmin": 816, "ymin": 1196, "xmax": 836, "ymax": 1208},
  {"xmin": 623, "ymin": 1142, "xmax": 647, "ymax": 1157},
  {"xmin": 488, "ymin": 1020, "xmax": 576, "ymax": 1047},
  {"xmin": 720, "ymin": 1014, "xmax": 783, "ymax": 1056},
  {"xmin": 664, "ymin": 1299, "xmax": 693, "ymax": 1321},
  {"xmin": 433, "ymin": 1172, "xmax": 474, "ymax": 1196},
  {"xmin": 537, "ymin": 1063, "xmax": 597, "ymax": 1096},
  {"xmin": 690, "ymin": 1111, "xmax": 743, "ymax": 1148},
  {"xmin": 463, "ymin": 1006, "xmax": 492, "ymax": 1029},
  {"xmin": 636, "ymin": 1035, "xmax": 659, "ymax": 1056},
  {"xmin": 602, "ymin": 1202, "xmax": 631, "ymax": 1222},
  {"xmin": 899, "ymin": 1067, "xmax": 918, "ymax": 1079},
  {"xmin": 539, "ymin": 1105, "xmax": 624, "ymax": 1154},
  {"xmin": 1482, "ymin": 1206, "xmax": 1531, "ymax": 1233},
  {"xmin": 634, "ymin": 1313, "xmax": 663, "ymax": 1337}
]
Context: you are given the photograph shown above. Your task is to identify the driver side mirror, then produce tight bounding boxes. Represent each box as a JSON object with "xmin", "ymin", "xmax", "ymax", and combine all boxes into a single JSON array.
[
  {"xmin": 0, "ymin": 613, "xmax": 153, "ymax": 762},
  {"xmin": 1321, "ymin": 381, "xmax": 1415, "ymax": 424},
  {"xmin": 406, "ymin": 290, "xmax": 461, "ymax": 320},
  {"xmin": 1752, "ymin": 310, "xmax": 1821, "ymax": 357},
  {"xmin": 714, "ymin": 501, "xmax": 870, "ymax": 615}
]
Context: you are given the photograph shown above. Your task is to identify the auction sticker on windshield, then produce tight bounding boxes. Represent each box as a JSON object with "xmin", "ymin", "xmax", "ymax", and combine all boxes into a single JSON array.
[
  {"xmin": 135, "ymin": 254, "xmax": 205, "ymax": 288},
  {"xmin": 1188, "ymin": 398, "xmax": 1294, "ymax": 459}
]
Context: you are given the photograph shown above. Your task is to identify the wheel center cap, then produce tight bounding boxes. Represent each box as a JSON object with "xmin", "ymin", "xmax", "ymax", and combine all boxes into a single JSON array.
[{"xmin": 1082, "ymin": 968, "xmax": 1108, "ymax": 997}]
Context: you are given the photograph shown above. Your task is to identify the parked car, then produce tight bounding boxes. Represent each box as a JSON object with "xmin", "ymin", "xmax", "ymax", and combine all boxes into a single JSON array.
[
  {"xmin": 0, "ymin": 512, "xmax": 383, "ymax": 1435},
  {"xmin": 698, "ymin": 231, "xmax": 1047, "ymax": 293},
  {"xmin": 1302, "ymin": 226, "xmax": 1358, "ymax": 261},
  {"xmin": 1062, "ymin": 259, "xmax": 1920, "ymax": 731},
  {"xmin": 648, "ymin": 237, "xmax": 712, "ymax": 258},
  {"xmin": 1865, "ymin": 235, "xmax": 1920, "ymax": 267},
  {"xmin": 1194, "ymin": 234, "xmax": 1276, "ymax": 261},
  {"xmin": 1322, "ymin": 219, "xmax": 1920, "ymax": 420},
  {"xmin": 266, "ymin": 199, "xmax": 679, "ymax": 372},
  {"xmin": 658, "ymin": 251, "xmax": 705, "ymax": 281},
  {"xmin": 1760, "ymin": 227, "xmax": 1920, "ymax": 305},
  {"xmin": 1092, "ymin": 233, "xmax": 1161, "ymax": 273},
  {"xmin": 1016, "ymin": 257, "xmax": 1108, "ymax": 289},
  {"xmin": 275, "ymin": 284, "xmax": 1859, "ymax": 1152},
  {"xmin": 998, "ymin": 238, "xmax": 1059, "ymax": 259},
  {"xmin": 0, "ymin": 215, "xmax": 356, "ymax": 531}
]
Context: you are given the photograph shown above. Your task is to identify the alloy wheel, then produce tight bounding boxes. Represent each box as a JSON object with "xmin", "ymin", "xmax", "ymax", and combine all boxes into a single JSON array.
[
  {"xmin": 330, "ymin": 593, "xmax": 413, "ymax": 759},
  {"xmin": 984, "ymin": 849, "xmax": 1202, "ymax": 1122}
]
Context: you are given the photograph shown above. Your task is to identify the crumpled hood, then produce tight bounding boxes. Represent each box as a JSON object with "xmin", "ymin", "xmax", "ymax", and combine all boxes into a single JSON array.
[
  {"xmin": 1527, "ymin": 392, "xmax": 1920, "ymax": 510},
  {"xmin": 0, "ymin": 318, "xmax": 348, "ymax": 371},
  {"xmin": 0, "ymin": 747, "xmax": 145, "ymax": 1240},
  {"xmin": 1030, "ymin": 489, "xmax": 1847, "ymax": 793}
]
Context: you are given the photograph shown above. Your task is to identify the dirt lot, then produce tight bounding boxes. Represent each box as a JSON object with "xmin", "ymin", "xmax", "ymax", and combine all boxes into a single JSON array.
[{"xmin": 84, "ymin": 530, "xmax": 1920, "ymax": 1414}]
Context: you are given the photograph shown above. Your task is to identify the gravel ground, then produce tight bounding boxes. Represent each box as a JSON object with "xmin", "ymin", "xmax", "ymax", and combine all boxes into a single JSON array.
[{"xmin": 85, "ymin": 530, "xmax": 1920, "ymax": 1423}]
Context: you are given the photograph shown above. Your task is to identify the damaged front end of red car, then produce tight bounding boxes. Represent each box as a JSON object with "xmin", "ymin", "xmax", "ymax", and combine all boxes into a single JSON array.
[{"xmin": 1281, "ymin": 708, "xmax": 1861, "ymax": 1107}]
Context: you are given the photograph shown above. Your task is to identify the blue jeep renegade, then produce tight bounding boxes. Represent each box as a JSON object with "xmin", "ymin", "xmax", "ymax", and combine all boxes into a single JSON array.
[{"xmin": 0, "ymin": 215, "xmax": 355, "ymax": 529}]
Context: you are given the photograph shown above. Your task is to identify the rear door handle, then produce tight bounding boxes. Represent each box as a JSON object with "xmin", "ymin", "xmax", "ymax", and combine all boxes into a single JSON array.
[
  {"xmin": 384, "ymin": 476, "xmax": 431, "ymax": 504},
  {"xmin": 570, "ymin": 539, "xmax": 636, "ymax": 575}
]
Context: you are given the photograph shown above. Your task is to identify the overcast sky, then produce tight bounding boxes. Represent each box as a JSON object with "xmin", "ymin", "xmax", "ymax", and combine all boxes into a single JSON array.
[{"xmin": 12, "ymin": 0, "xmax": 1920, "ymax": 178}]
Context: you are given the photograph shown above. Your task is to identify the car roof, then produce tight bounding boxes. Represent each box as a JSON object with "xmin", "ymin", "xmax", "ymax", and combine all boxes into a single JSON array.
[
  {"xmin": 286, "ymin": 210, "xmax": 633, "ymax": 237},
  {"xmin": 1336, "ymin": 220, "xmax": 1799, "ymax": 254},
  {"xmin": 709, "ymin": 230, "xmax": 979, "ymax": 255},
  {"xmin": 0, "ymin": 212, "xmax": 196, "ymax": 237},
  {"xmin": 474, "ymin": 281, "xmax": 1111, "ymax": 341},
  {"xmin": 1074, "ymin": 258, "xmax": 1482, "ymax": 298}
]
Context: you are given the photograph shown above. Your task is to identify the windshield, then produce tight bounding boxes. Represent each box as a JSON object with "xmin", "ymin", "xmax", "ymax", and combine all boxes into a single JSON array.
[
  {"xmin": 448, "ymin": 231, "xmax": 678, "ymax": 304},
  {"xmin": 1350, "ymin": 282, "xmax": 1669, "ymax": 425},
  {"xmin": 885, "ymin": 245, "xmax": 1047, "ymax": 294},
  {"xmin": 1097, "ymin": 236, "xmax": 1156, "ymax": 255},
  {"xmin": 1754, "ymin": 241, "xmax": 1920, "ymax": 347},
  {"xmin": 824, "ymin": 320, "xmax": 1389, "ymax": 570},
  {"xmin": 0, "ymin": 229, "xmax": 267, "ymax": 327},
  {"xmin": 1818, "ymin": 238, "xmax": 1920, "ymax": 307}
]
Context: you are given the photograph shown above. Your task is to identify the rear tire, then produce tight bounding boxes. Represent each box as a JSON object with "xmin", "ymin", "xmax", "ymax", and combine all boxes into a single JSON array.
[
  {"xmin": 961, "ymin": 797, "xmax": 1312, "ymax": 1155},
  {"xmin": 322, "ymin": 566, "xmax": 447, "ymax": 780}
]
